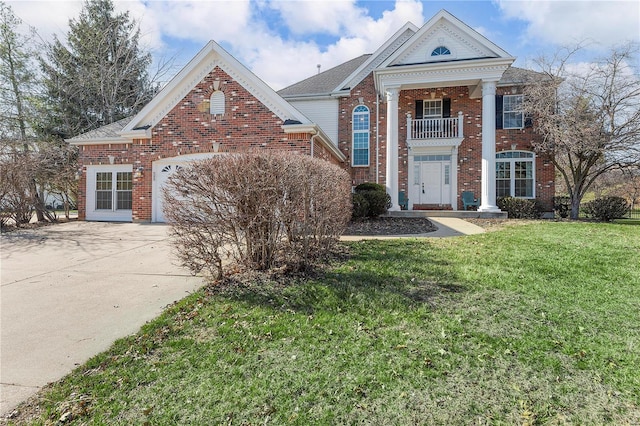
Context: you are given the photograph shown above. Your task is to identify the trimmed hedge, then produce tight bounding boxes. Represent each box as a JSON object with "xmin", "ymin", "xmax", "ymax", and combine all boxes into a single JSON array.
[
  {"xmin": 583, "ymin": 196, "xmax": 630, "ymax": 221},
  {"xmin": 497, "ymin": 196, "xmax": 542, "ymax": 219}
]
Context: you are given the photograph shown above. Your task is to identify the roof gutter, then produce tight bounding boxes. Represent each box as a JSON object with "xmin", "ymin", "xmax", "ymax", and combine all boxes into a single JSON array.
[{"xmin": 282, "ymin": 123, "xmax": 346, "ymax": 162}]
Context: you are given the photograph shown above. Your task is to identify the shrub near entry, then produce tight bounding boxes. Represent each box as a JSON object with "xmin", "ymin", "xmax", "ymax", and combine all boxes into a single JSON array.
[
  {"xmin": 497, "ymin": 196, "xmax": 542, "ymax": 219},
  {"xmin": 162, "ymin": 152, "xmax": 352, "ymax": 278},
  {"xmin": 353, "ymin": 182, "xmax": 391, "ymax": 218}
]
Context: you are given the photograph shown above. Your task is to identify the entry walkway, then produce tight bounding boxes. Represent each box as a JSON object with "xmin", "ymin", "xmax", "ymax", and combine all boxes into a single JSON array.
[{"xmin": 340, "ymin": 217, "xmax": 485, "ymax": 241}]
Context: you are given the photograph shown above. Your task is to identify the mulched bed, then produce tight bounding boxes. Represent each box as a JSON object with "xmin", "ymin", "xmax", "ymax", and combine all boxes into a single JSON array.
[{"xmin": 345, "ymin": 216, "xmax": 437, "ymax": 236}]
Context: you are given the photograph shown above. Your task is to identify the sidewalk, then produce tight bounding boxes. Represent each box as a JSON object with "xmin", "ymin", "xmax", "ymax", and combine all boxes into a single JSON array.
[{"xmin": 340, "ymin": 217, "xmax": 484, "ymax": 241}]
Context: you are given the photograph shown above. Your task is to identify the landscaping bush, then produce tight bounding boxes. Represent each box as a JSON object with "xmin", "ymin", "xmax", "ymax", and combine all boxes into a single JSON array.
[
  {"xmin": 163, "ymin": 152, "xmax": 352, "ymax": 278},
  {"xmin": 497, "ymin": 196, "xmax": 542, "ymax": 219},
  {"xmin": 354, "ymin": 182, "xmax": 391, "ymax": 217},
  {"xmin": 583, "ymin": 196, "xmax": 630, "ymax": 221},
  {"xmin": 351, "ymin": 193, "xmax": 369, "ymax": 220},
  {"xmin": 553, "ymin": 196, "xmax": 571, "ymax": 219}
]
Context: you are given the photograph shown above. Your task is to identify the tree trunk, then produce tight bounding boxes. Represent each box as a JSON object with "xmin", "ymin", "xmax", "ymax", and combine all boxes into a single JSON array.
[{"xmin": 570, "ymin": 196, "xmax": 581, "ymax": 220}]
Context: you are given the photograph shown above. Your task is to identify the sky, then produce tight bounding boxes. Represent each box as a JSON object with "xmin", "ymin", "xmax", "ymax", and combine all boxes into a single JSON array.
[{"xmin": 7, "ymin": 0, "xmax": 640, "ymax": 90}]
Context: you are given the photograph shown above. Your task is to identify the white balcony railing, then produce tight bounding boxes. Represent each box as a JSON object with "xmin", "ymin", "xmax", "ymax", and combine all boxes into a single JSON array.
[{"xmin": 407, "ymin": 111, "xmax": 464, "ymax": 140}]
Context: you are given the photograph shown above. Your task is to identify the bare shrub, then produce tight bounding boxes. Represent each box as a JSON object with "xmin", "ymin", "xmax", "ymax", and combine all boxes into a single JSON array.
[
  {"xmin": 163, "ymin": 152, "xmax": 351, "ymax": 279},
  {"xmin": 0, "ymin": 152, "xmax": 35, "ymax": 227}
]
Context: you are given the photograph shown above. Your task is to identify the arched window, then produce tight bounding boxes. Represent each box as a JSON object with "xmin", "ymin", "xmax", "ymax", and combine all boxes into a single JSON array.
[
  {"xmin": 431, "ymin": 46, "xmax": 451, "ymax": 56},
  {"xmin": 352, "ymin": 105, "xmax": 370, "ymax": 166},
  {"xmin": 496, "ymin": 151, "xmax": 535, "ymax": 198},
  {"xmin": 210, "ymin": 91, "xmax": 225, "ymax": 116}
]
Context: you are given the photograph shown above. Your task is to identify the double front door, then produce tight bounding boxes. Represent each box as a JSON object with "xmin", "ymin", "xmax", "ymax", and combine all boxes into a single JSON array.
[{"xmin": 412, "ymin": 159, "xmax": 451, "ymax": 206}]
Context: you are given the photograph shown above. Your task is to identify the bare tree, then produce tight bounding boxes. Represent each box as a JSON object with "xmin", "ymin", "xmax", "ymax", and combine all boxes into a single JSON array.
[
  {"xmin": 0, "ymin": 2, "xmax": 57, "ymax": 222},
  {"xmin": 524, "ymin": 43, "xmax": 640, "ymax": 219}
]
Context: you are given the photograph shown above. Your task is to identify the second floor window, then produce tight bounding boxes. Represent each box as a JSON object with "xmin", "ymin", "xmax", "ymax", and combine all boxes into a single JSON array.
[
  {"xmin": 352, "ymin": 105, "xmax": 370, "ymax": 166},
  {"xmin": 503, "ymin": 94, "xmax": 524, "ymax": 129}
]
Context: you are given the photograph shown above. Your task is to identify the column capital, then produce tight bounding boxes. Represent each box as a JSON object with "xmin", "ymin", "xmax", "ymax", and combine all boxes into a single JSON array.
[
  {"xmin": 385, "ymin": 87, "xmax": 400, "ymax": 102},
  {"xmin": 482, "ymin": 80, "xmax": 497, "ymax": 97}
]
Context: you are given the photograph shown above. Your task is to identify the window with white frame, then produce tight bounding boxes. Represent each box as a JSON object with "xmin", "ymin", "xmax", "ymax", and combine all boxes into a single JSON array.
[
  {"xmin": 352, "ymin": 105, "xmax": 370, "ymax": 166},
  {"xmin": 496, "ymin": 151, "xmax": 535, "ymax": 198},
  {"xmin": 423, "ymin": 99, "xmax": 442, "ymax": 118},
  {"xmin": 95, "ymin": 171, "xmax": 132, "ymax": 210},
  {"xmin": 503, "ymin": 94, "xmax": 524, "ymax": 129}
]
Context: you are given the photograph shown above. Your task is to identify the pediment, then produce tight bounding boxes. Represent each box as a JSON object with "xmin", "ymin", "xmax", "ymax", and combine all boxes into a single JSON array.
[{"xmin": 383, "ymin": 10, "xmax": 512, "ymax": 68}]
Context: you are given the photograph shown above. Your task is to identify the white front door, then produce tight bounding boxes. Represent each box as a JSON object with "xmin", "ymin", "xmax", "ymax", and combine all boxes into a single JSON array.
[
  {"xmin": 412, "ymin": 161, "xmax": 451, "ymax": 206},
  {"xmin": 153, "ymin": 163, "xmax": 182, "ymax": 223}
]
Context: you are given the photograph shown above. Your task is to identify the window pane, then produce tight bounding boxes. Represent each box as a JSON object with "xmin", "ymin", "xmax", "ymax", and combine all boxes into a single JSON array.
[
  {"xmin": 96, "ymin": 190, "xmax": 112, "ymax": 210},
  {"xmin": 496, "ymin": 180, "xmax": 511, "ymax": 198},
  {"xmin": 423, "ymin": 100, "xmax": 442, "ymax": 118},
  {"xmin": 96, "ymin": 172, "xmax": 112, "ymax": 190},
  {"xmin": 353, "ymin": 149, "xmax": 368, "ymax": 166},
  {"xmin": 353, "ymin": 106, "xmax": 369, "ymax": 166},
  {"xmin": 515, "ymin": 178, "xmax": 533, "ymax": 197},
  {"xmin": 496, "ymin": 161, "xmax": 510, "ymax": 179},
  {"xmin": 444, "ymin": 165, "xmax": 450, "ymax": 185},
  {"xmin": 117, "ymin": 191, "xmax": 132, "ymax": 210},
  {"xmin": 504, "ymin": 112, "xmax": 523, "ymax": 128},
  {"xmin": 116, "ymin": 172, "xmax": 132, "ymax": 190}
]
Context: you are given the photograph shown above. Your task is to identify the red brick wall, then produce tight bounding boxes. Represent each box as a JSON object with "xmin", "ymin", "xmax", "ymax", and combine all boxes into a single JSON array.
[
  {"xmin": 77, "ymin": 67, "xmax": 331, "ymax": 221},
  {"xmin": 337, "ymin": 77, "xmax": 554, "ymax": 211}
]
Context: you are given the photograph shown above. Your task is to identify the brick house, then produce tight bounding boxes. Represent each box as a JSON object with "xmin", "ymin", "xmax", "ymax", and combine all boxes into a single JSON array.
[{"xmin": 68, "ymin": 10, "xmax": 554, "ymax": 222}]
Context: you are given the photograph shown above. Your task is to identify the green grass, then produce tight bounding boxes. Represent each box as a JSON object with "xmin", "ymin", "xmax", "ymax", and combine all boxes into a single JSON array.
[{"xmin": 9, "ymin": 222, "xmax": 640, "ymax": 425}]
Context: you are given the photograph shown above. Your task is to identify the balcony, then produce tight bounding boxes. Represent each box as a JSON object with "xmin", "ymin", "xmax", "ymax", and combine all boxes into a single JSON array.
[{"xmin": 406, "ymin": 112, "xmax": 464, "ymax": 145}]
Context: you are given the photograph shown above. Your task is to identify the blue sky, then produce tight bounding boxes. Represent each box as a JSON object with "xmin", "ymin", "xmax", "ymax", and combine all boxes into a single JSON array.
[{"xmin": 8, "ymin": 0, "xmax": 640, "ymax": 89}]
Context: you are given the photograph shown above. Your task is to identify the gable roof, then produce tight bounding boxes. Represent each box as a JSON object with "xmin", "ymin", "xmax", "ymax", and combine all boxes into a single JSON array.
[
  {"xmin": 278, "ymin": 22, "xmax": 420, "ymax": 99},
  {"xmin": 120, "ymin": 40, "xmax": 312, "ymax": 139},
  {"xmin": 277, "ymin": 54, "xmax": 371, "ymax": 98},
  {"xmin": 382, "ymin": 10, "xmax": 514, "ymax": 68}
]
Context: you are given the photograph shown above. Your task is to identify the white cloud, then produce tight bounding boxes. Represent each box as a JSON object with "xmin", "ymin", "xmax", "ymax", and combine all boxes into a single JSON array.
[
  {"xmin": 497, "ymin": 0, "xmax": 640, "ymax": 49},
  {"xmin": 269, "ymin": 0, "xmax": 366, "ymax": 36},
  {"xmin": 5, "ymin": 0, "xmax": 427, "ymax": 90},
  {"xmin": 7, "ymin": 1, "xmax": 82, "ymax": 44}
]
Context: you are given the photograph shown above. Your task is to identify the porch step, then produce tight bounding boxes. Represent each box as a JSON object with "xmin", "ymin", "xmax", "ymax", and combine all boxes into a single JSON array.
[{"xmin": 386, "ymin": 210, "xmax": 507, "ymax": 219}]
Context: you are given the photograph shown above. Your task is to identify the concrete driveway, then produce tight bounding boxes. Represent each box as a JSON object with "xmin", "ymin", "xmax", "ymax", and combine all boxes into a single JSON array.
[{"xmin": 0, "ymin": 222, "xmax": 203, "ymax": 416}]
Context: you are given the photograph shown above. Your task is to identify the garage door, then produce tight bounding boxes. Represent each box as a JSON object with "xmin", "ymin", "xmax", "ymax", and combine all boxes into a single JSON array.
[{"xmin": 153, "ymin": 163, "xmax": 183, "ymax": 223}]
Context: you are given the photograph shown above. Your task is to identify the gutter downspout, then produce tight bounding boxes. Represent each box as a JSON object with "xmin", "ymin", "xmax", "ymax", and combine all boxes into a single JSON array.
[
  {"xmin": 376, "ymin": 93, "xmax": 380, "ymax": 184},
  {"xmin": 310, "ymin": 133, "xmax": 319, "ymax": 158}
]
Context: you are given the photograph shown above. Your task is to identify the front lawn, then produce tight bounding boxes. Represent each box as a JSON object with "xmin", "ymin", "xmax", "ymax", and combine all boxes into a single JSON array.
[{"xmin": 8, "ymin": 222, "xmax": 640, "ymax": 424}]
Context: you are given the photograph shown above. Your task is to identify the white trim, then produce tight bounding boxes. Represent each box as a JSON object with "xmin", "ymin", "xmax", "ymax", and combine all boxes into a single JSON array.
[
  {"xmin": 85, "ymin": 164, "xmax": 133, "ymax": 222},
  {"xmin": 152, "ymin": 153, "xmax": 220, "ymax": 222},
  {"xmin": 380, "ymin": 10, "xmax": 514, "ymax": 69},
  {"xmin": 495, "ymin": 150, "xmax": 536, "ymax": 199},
  {"xmin": 351, "ymin": 105, "xmax": 370, "ymax": 167},
  {"xmin": 122, "ymin": 40, "xmax": 312, "ymax": 134},
  {"xmin": 281, "ymin": 124, "xmax": 346, "ymax": 162}
]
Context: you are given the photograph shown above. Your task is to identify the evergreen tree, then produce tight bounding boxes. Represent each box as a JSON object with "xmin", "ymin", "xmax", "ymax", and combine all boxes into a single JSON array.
[{"xmin": 39, "ymin": 0, "xmax": 155, "ymax": 139}]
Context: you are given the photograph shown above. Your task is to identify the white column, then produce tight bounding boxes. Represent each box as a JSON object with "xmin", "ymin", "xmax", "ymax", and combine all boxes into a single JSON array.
[
  {"xmin": 478, "ymin": 80, "xmax": 501, "ymax": 212},
  {"xmin": 451, "ymin": 146, "xmax": 458, "ymax": 211},
  {"xmin": 385, "ymin": 87, "xmax": 400, "ymax": 211}
]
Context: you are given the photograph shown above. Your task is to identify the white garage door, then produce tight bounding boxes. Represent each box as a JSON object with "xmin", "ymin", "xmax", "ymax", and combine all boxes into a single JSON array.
[
  {"xmin": 153, "ymin": 163, "xmax": 183, "ymax": 223},
  {"xmin": 152, "ymin": 153, "xmax": 218, "ymax": 223}
]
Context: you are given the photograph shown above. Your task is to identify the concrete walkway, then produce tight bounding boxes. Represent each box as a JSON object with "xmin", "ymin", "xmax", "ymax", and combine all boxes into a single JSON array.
[
  {"xmin": 340, "ymin": 217, "xmax": 485, "ymax": 240},
  {"xmin": 0, "ymin": 222, "xmax": 203, "ymax": 416}
]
